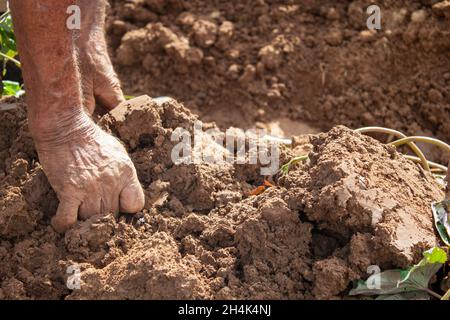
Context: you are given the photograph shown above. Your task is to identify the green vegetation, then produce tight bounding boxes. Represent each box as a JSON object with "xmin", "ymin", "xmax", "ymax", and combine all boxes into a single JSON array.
[
  {"xmin": 442, "ymin": 288, "xmax": 450, "ymax": 300},
  {"xmin": 2, "ymin": 79, "xmax": 23, "ymax": 97},
  {"xmin": 0, "ymin": 10, "xmax": 23, "ymax": 98},
  {"xmin": 280, "ymin": 155, "xmax": 308, "ymax": 174},
  {"xmin": 432, "ymin": 200, "xmax": 450, "ymax": 246},
  {"xmin": 350, "ymin": 247, "xmax": 448, "ymax": 300}
]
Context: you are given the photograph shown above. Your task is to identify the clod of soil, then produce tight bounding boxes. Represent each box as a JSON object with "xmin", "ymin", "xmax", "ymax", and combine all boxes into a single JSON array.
[{"xmin": 0, "ymin": 96, "xmax": 444, "ymax": 299}]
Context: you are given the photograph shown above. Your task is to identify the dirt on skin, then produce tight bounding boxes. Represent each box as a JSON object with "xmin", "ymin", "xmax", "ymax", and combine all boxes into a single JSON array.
[
  {"xmin": 0, "ymin": 95, "xmax": 445, "ymax": 299},
  {"xmin": 106, "ymin": 0, "xmax": 449, "ymax": 160}
]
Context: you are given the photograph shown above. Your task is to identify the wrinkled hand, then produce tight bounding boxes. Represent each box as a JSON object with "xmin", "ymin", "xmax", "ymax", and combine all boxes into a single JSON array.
[{"xmin": 35, "ymin": 111, "xmax": 145, "ymax": 233}]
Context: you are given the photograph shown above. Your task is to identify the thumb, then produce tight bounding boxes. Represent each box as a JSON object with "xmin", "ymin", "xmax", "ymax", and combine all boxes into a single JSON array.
[
  {"xmin": 119, "ymin": 177, "xmax": 145, "ymax": 214},
  {"xmin": 51, "ymin": 198, "xmax": 80, "ymax": 233}
]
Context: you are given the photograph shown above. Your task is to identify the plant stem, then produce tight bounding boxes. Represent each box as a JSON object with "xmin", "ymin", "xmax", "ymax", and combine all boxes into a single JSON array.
[
  {"xmin": 0, "ymin": 9, "xmax": 10, "ymax": 23},
  {"xmin": 356, "ymin": 127, "xmax": 430, "ymax": 171},
  {"xmin": 391, "ymin": 136, "xmax": 450, "ymax": 154},
  {"xmin": 281, "ymin": 155, "xmax": 309, "ymax": 173},
  {"xmin": 0, "ymin": 51, "xmax": 20, "ymax": 67},
  {"xmin": 442, "ymin": 288, "xmax": 450, "ymax": 300},
  {"xmin": 424, "ymin": 288, "xmax": 442, "ymax": 300},
  {"xmin": 404, "ymin": 155, "xmax": 447, "ymax": 173}
]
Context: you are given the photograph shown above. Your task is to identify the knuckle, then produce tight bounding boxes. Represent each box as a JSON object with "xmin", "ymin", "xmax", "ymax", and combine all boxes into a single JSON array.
[{"xmin": 121, "ymin": 195, "xmax": 145, "ymax": 213}]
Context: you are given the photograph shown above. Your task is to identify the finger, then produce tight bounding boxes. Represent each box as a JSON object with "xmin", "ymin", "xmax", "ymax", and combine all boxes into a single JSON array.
[
  {"xmin": 51, "ymin": 199, "xmax": 80, "ymax": 233},
  {"xmin": 94, "ymin": 72, "xmax": 125, "ymax": 110},
  {"xmin": 108, "ymin": 193, "xmax": 121, "ymax": 216},
  {"xmin": 79, "ymin": 197, "xmax": 102, "ymax": 220},
  {"xmin": 119, "ymin": 178, "xmax": 145, "ymax": 214},
  {"xmin": 100, "ymin": 188, "xmax": 121, "ymax": 217}
]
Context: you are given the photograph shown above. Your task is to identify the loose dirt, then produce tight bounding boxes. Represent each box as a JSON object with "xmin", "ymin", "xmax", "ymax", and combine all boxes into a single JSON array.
[
  {"xmin": 106, "ymin": 0, "xmax": 449, "ymax": 150},
  {"xmin": 0, "ymin": 95, "xmax": 444, "ymax": 299},
  {"xmin": 0, "ymin": 0, "xmax": 449, "ymax": 300}
]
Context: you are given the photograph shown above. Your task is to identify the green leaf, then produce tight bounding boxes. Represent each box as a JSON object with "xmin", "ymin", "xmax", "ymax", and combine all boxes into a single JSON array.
[
  {"xmin": 280, "ymin": 155, "xmax": 308, "ymax": 174},
  {"xmin": 421, "ymin": 246, "xmax": 447, "ymax": 264},
  {"xmin": 432, "ymin": 200, "xmax": 450, "ymax": 246},
  {"xmin": 0, "ymin": 13, "xmax": 19, "ymax": 74},
  {"xmin": 2, "ymin": 80, "xmax": 24, "ymax": 97},
  {"xmin": 376, "ymin": 291, "xmax": 430, "ymax": 300},
  {"xmin": 397, "ymin": 247, "xmax": 447, "ymax": 294},
  {"xmin": 350, "ymin": 270, "xmax": 408, "ymax": 296},
  {"xmin": 350, "ymin": 247, "xmax": 447, "ymax": 299}
]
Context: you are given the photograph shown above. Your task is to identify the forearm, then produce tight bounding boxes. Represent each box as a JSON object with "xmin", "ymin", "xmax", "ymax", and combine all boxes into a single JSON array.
[
  {"xmin": 78, "ymin": 0, "xmax": 107, "ymax": 42},
  {"xmin": 76, "ymin": 0, "xmax": 112, "ymax": 75},
  {"xmin": 9, "ymin": 0, "xmax": 85, "ymax": 140}
]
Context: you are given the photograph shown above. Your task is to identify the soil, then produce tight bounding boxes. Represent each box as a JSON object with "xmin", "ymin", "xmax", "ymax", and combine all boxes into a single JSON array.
[
  {"xmin": 0, "ymin": 95, "xmax": 445, "ymax": 299},
  {"xmin": 106, "ymin": 0, "xmax": 449, "ymax": 158},
  {"xmin": 0, "ymin": 0, "xmax": 449, "ymax": 300}
]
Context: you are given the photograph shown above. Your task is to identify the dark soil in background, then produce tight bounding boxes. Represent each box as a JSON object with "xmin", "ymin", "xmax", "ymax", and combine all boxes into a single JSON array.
[{"xmin": 106, "ymin": 0, "xmax": 449, "ymax": 147}]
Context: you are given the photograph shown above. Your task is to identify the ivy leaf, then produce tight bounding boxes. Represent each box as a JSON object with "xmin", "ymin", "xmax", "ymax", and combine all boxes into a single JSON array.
[
  {"xmin": 397, "ymin": 247, "xmax": 447, "ymax": 290},
  {"xmin": 2, "ymin": 80, "xmax": 24, "ymax": 97},
  {"xmin": 432, "ymin": 200, "xmax": 450, "ymax": 246},
  {"xmin": 421, "ymin": 246, "xmax": 447, "ymax": 264},
  {"xmin": 350, "ymin": 247, "xmax": 447, "ymax": 299}
]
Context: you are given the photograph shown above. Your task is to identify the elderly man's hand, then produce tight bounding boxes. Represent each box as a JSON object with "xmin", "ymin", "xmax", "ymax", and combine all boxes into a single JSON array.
[
  {"xmin": 34, "ymin": 110, "xmax": 144, "ymax": 233},
  {"xmin": 10, "ymin": 0, "xmax": 145, "ymax": 233}
]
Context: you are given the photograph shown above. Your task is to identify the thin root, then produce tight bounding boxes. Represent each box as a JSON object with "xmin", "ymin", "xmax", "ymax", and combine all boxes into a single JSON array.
[{"xmin": 355, "ymin": 127, "xmax": 431, "ymax": 171}]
